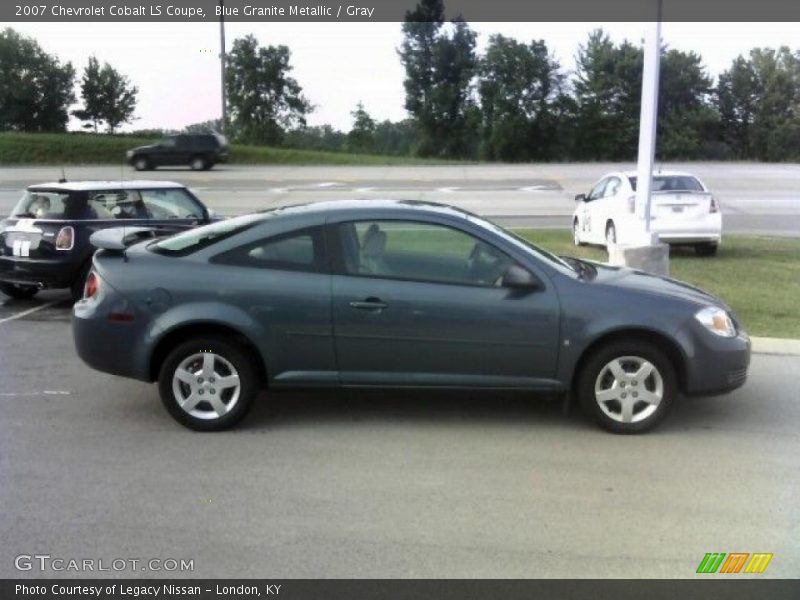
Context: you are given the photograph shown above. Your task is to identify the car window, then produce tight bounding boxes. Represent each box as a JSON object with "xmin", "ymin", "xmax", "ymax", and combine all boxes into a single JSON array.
[
  {"xmin": 603, "ymin": 177, "xmax": 621, "ymax": 197},
  {"xmin": 160, "ymin": 137, "xmax": 177, "ymax": 147},
  {"xmin": 12, "ymin": 191, "xmax": 71, "ymax": 219},
  {"xmin": 88, "ymin": 190, "xmax": 149, "ymax": 219},
  {"xmin": 337, "ymin": 220, "xmax": 517, "ymax": 287},
  {"xmin": 150, "ymin": 213, "xmax": 264, "ymax": 256},
  {"xmin": 140, "ymin": 189, "xmax": 203, "ymax": 219},
  {"xmin": 629, "ymin": 175, "xmax": 704, "ymax": 192},
  {"xmin": 587, "ymin": 179, "xmax": 607, "ymax": 201},
  {"xmin": 212, "ymin": 227, "xmax": 326, "ymax": 272}
]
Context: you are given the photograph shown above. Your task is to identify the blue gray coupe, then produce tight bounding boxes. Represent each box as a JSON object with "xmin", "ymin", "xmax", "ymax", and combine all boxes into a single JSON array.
[{"xmin": 73, "ymin": 200, "xmax": 750, "ymax": 433}]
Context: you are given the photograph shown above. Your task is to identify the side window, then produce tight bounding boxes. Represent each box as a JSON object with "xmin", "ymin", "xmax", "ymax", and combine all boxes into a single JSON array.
[
  {"xmin": 88, "ymin": 190, "xmax": 148, "ymax": 219},
  {"xmin": 212, "ymin": 227, "xmax": 326, "ymax": 273},
  {"xmin": 140, "ymin": 189, "xmax": 203, "ymax": 219},
  {"xmin": 587, "ymin": 179, "xmax": 607, "ymax": 201},
  {"xmin": 337, "ymin": 220, "xmax": 517, "ymax": 287},
  {"xmin": 160, "ymin": 137, "xmax": 177, "ymax": 147},
  {"xmin": 603, "ymin": 177, "xmax": 621, "ymax": 198}
]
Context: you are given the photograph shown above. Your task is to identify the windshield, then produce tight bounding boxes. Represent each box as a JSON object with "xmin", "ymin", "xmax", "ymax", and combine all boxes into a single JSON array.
[
  {"xmin": 12, "ymin": 190, "xmax": 82, "ymax": 219},
  {"xmin": 467, "ymin": 215, "xmax": 577, "ymax": 275},
  {"xmin": 629, "ymin": 175, "xmax": 704, "ymax": 192},
  {"xmin": 150, "ymin": 213, "xmax": 264, "ymax": 256}
]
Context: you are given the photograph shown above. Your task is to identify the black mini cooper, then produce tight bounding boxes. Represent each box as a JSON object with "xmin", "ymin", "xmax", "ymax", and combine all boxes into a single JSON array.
[{"xmin": 0, "ymin": 180, "xmax": 213, "ymax": 301}]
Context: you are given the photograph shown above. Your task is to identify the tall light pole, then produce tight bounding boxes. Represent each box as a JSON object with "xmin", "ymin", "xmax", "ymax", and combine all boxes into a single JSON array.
[
  {"xmin": 219, "ymin": 0, "xmax": 227, "ymax": 134},
  {"xmin": 635, "ymin": 0, "xmax": 663, "ymax": 242}
]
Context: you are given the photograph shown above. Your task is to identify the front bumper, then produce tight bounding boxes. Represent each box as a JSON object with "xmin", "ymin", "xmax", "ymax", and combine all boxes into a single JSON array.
[
  {"xmin": 680, "ymin": 323, "xmax": 751, "ymax": 396},
  {"xmin": 0, "ymin": 255, "xmax": 81, "ymax": 289}
]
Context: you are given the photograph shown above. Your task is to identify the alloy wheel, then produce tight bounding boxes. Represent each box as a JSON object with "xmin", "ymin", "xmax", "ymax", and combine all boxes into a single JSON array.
[
  {"xmin": 593, "ymin": 355, "xmax": 663, "ymax": 424},
  {"xmin": 172, "ymin": 352, "xmax": 241, "ymax": 420}
]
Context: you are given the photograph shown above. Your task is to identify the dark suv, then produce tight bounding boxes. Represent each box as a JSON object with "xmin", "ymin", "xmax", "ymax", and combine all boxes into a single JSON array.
[
  {"xmin": 0, "ymin": 180, "xmax": 213, "ymax": 301},
  {"xmin": 127, "ymin": 133, "xmax": 229, "ymax": 171}
]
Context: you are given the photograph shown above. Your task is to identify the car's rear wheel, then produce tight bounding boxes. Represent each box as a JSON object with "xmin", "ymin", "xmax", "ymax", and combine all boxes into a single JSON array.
[
  {"xmin": 189, "ymin": 155, "xmax": 207, "ymax": 171},
  {"xmin": 577, "ymin": 340, "xmax": 676, "ymax": 433},
  {"xmin": 0, "ymin": 282, "xmax": 38, "ymax": 300},
  {"xmin": 158, "ymin": 336, "xmax": 258, "ymax": 431},
  {"xmin": 694, "ymin": 242, "xmax": 718, "ymax": 257},
  {"xmin": 133, "ymin": 156, "xmax": 152, "ymax": 171}
]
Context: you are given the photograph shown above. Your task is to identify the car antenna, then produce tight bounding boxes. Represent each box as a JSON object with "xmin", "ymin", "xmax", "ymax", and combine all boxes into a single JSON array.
[{"xmin": 58, "ymin": 166, "xmax": 67, "ymax": 184}]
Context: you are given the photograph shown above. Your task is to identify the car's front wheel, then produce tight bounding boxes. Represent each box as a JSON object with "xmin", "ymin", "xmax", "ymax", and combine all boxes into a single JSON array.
[
  {"xmin": 0, "ymin": 282, "xmax": 39, "ymax": 300},
  {"xmin": 133, "ymin": 156, "xmax": 152, "ymax": 171},
  {"xmin": 577, "ymin": 340, "xmax": 676, "ymax": 433},
  {"xmin": 158, "ymin": 337, "xmax": 258, "ymax": 431},
  {"xmin": 189, "ymin": 155, "xmax": 207, "ymax": 171}
]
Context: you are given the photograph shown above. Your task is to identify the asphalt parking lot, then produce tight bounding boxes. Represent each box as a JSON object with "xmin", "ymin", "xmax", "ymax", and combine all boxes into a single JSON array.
[{"xmin": 1, "ymin": 291, "xmax": 798, "ymax": 578}]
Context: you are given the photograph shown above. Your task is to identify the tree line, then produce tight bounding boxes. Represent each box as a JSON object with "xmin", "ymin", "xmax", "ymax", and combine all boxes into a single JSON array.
[{"xmin": 2, "ymin": 10, "xmax": 800, "ymax": 163}]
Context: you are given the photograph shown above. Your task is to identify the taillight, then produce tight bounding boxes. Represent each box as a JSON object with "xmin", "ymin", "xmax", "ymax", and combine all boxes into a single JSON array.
[
  {"xmin": 710, "ymin": 196, "xmax": 720, "ymax": 213},
  {"xmin": 627, "ymin": 196, "xmax": 636, "ymax": 213},
  {"xmin": 55, "ymin": 226, "xmax": 74, "ymax": 250},
  {"xmin": 84, "ymin": 271, "xmax": 99, "ymax": 299}
]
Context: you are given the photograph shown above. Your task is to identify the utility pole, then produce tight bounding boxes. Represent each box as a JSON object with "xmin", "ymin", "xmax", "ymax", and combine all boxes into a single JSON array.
[
  {"xmin": 635, "ymin": 0, "xmax": 662, "ymax": 241},
  {"xmin": 219, "ymin": 0, "xmax": 227, "ymax": 135}
]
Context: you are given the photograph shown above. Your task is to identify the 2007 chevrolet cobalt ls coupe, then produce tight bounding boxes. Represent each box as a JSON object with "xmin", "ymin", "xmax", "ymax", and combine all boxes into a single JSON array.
[{"xmin": 73, "ymin": 200, "xmax": 750, "ymax": 433}]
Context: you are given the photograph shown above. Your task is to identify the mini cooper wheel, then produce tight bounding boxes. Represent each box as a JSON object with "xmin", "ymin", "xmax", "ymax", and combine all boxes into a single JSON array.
[
  {"xmin": 0, "ymin": 282, "xmax": 39, "ymax": 300},
  {"xmin": 158, "ymin": 337, "xmax": 258, "ymax": 431},
  {"xmin": 577, "ymin": 341, "xmax": 676, "ymax": 433}
]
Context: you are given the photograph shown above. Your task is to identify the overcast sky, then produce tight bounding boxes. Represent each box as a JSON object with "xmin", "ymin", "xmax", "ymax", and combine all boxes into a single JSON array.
[{"xmin": 5, "ymin": 21, "xmax": 799, "ymax": 132}]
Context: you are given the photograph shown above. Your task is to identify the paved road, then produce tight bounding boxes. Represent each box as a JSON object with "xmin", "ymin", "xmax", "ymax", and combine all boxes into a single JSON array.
[
  {"xmin": 0, "ymin": 163, "xmax": 798, "ymax": 235},
  {"xmin": 1, "ymin": 292, "xmax": 798, "ymax": 578}
]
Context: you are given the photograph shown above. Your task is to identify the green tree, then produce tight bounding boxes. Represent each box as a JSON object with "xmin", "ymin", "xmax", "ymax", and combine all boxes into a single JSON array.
[
  {"xmin": 73, "ymin": 56, "xmax": 138, "ymax": 133},
  {"xmin": 399, "ymin": 2, "xmax": 478, "ymax": 158},
  {"xmin": 716, "ymin": 56, "xmax": 759, "ymax": 158},
  {"xmin": 347, "ymin": 102, "xmax": 376, "ymax": 153},
  {"xmin": 0, "ymin": 28, "xmax": 75, "ymax": 132},
  {"xmin": 478, "ymin": 35, "xmax": 562, "ymax": 161},
  {"xmin": 225, "ymin": 35, "xmax": 312, "ymax": 145}
]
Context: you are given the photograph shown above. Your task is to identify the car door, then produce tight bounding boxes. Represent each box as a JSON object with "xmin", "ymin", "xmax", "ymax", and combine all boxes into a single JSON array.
[
  {"xmin": 328, "ymin": 219, "xmax": 561, "ymax": 389},
  {"xmin": 209, "ymin": 226, "xmax": 336, "ymax": 383},
  {"xmin": 592, "ymin": 176, "xmax": 622, "ymax": 243}
]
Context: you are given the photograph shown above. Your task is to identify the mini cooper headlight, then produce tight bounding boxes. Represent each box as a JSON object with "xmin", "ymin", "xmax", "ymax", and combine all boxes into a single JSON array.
[{"xmin": 694, "ymin": 306, "xmax": 736, "ymax": 337}]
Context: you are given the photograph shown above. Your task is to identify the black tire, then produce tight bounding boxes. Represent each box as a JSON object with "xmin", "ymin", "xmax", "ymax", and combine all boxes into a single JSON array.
[
  {"xmin": 70, "ymin": 263, "xmax": 92, "ymax": 303},
  {"xmin": 605, "ymin": 221, "xmax": 617, "ymax": 246},
  {"xmin": 158, "ymin": 336, "xmax": 258, "ymax": 431},
  {"xmin": 133, "ymin": 155, "xmax": 152, "ymax": 171},
  {"xmin": 0, "ymin": 282, "xmax": 38, "ymax": 300},
  {"xmin": 189, "ymin": 155, "xmax": 207, "ymax": 171},
  {"xmin": 577, "ymin": 340, "xmax": 677, "ymax": 434},
  {"xmin": 694, "ymin": 243, "xmax": 718, "ymax": 257}
]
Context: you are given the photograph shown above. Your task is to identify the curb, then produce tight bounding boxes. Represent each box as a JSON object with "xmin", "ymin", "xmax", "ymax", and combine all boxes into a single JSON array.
[{"xmin": 751, "ymin": 337, "xmax": 800, "ymax": 356}]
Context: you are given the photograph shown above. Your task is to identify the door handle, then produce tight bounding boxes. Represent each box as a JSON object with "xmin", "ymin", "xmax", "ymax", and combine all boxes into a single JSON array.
[{"xmin": 349, "ymin": 297, "xmax": 387, "ymax": 310}]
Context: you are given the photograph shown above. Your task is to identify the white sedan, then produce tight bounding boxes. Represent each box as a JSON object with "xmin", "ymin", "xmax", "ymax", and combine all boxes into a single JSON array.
[{"xmin": 572, "ymin": 170, "xmax": 722, "ymax": 256}]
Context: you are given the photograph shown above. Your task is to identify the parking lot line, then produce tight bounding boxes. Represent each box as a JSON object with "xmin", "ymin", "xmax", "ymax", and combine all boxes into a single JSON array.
[{"xmin": 0, "ymin": 300, "xmax": 60, "ymax": 326}]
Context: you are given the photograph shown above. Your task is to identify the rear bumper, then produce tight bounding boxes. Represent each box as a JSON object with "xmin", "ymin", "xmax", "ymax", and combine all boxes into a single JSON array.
[
  {"xmin": 72, "ymin": 295, "xmax": 152, "ymax": 382},
  {"xmin": 651, "ymin": 213, "xmax": 722, "ymax": 245},
  {"xmin": 0, "ymin": 255, "xmax": 81, "ymax": 289}
]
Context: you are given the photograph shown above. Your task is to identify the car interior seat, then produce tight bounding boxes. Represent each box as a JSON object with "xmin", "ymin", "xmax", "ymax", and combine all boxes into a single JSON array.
[{"xmin": 360, "ymin": 224, "xmax": 389, "ymax": 275}]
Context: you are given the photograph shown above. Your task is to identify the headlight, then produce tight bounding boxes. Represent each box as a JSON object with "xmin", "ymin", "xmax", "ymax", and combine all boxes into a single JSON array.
[
  {"xmin": 694, "ymin": 306, "xmax": 736, "ymax": 337},
  {"xmin": 126, "ymin": 150, "xmax": 133, "ymax": 158}
]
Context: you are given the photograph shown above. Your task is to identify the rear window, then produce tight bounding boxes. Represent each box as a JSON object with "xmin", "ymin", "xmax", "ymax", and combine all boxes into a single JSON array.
[
  {"xmin": 11, "ymin": 191, "xmax": 73, "ymax": 219},
  {"xmin": 628, "ymin": 176, "xmax": 704, "ymax": 192},
  {"xmin": 150, "ymin": 214, "xmax": 264, "ymax": 256}
]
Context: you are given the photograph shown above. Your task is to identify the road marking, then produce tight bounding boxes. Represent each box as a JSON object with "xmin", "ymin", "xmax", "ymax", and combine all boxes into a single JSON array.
[
  {"xmin": 0, "ymin": 300, "xmax": 59, "ymax": 326},
  {"xmin": 315, "ymin": 182, "xmax": 341, "ymax": 188},
  {"xmin": 0, "ymin": 390, "xmax": 71, "ymax": 397},
  {"xmin": 519, "ymin": 185, "xmax": 551, "ymax": 192},
  {"xmin": 355, "ymin": 187, "xmax": 376, "ymax": 193},
  {"xmin": 268, "ymin": 187, "xmax": 288, "ymax": 193},
  {"xmin": 436, "ymin": 187, "xmax": 459, "ymax": 193}
]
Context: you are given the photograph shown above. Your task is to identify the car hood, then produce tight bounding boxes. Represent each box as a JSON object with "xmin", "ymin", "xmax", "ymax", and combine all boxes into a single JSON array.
[{"xmin": 587, "ymin": 261, "xmax": 728, "ymax": 310}]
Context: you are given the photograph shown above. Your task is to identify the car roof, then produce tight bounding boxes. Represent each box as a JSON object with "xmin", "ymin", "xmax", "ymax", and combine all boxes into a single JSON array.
[
  {"xmin": 619, "ymin": 170, "xmax": 698, "ymax": 178},
  {"xmin": 28, "ymin": 180, "xmax": 187, "ymax": 192},
  {"xmin": 257, "ymin": 199, "xmax": 477, "ymax": 221}
]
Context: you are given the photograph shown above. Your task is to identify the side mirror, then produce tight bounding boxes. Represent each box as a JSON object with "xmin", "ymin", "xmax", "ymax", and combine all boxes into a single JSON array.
[
  {"xmin": 575, "ymin": 193, "xmax": 586, "ymax": 202},
  {"xmin": 502, "ymin": 265, "xmax": 542, "ymax": 291}
]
